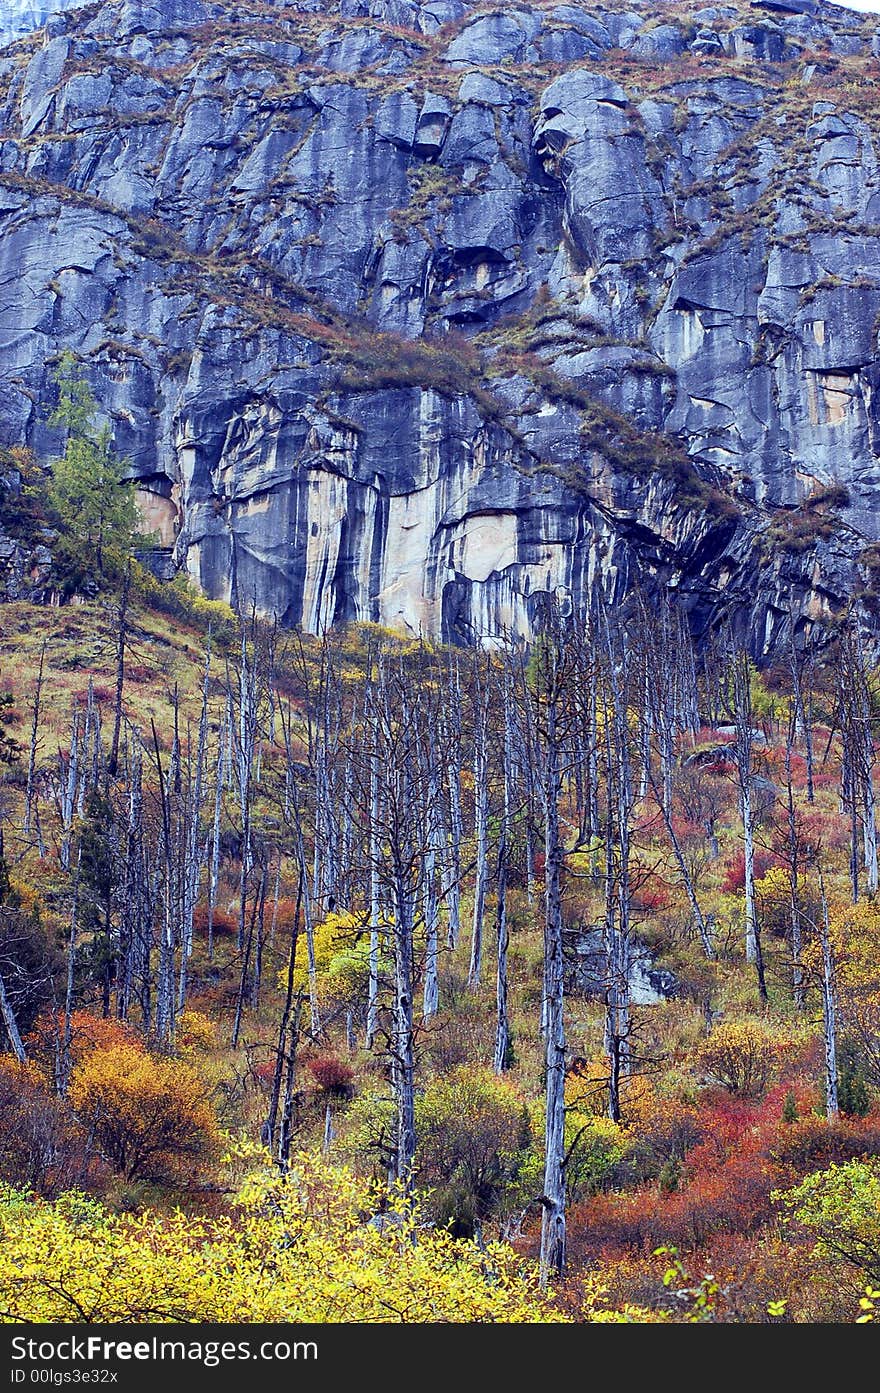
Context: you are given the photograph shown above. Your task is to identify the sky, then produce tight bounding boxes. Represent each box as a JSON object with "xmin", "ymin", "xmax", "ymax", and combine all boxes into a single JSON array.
[{"xmin": 829, "ymin": 0, "xmax": 880, "ymax": 10}]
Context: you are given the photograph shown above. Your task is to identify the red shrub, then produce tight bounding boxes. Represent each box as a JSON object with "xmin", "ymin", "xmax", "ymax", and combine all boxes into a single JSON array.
[
  {"xmin": 720, "ymin": 848, "xmax": 778, "ymax": 893},
  {"xmin": 705, "ymin": 757, "xmax": 736, "ymax": 776},
  {"xmin": 306, "ymin": 1055, "xmax": 354, "ymax": 1097},
  {"xmin": 192, "ymin": 904, "xmax": 238, "ymax": 937},
  {"xmin": 79, "ymin": 684, "xmax": 114, "ymax": 704},
  {"xmin": 670, "ymin": 815, "xmax": 704, "ymax": 843},
  {"xmin": 633, "ymin": 874, "xmax": 672, "ymax": 912},
  {"xmin": 273, "ymin": 897, "xmax": 302, "ymax": 930},
  {"xmin": 568, "ymin": 1081, "xmax": 867, "ymax": 1263}
]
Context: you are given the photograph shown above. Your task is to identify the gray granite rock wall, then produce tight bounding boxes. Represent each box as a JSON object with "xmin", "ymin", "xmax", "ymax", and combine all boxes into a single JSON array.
[{"xmin": 1, "ymin": 0, "xmax": 879, "ymax": 652}]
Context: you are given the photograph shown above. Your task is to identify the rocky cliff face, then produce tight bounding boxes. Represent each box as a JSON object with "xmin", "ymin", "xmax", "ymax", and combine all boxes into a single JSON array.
[
  {"xmin": 0, "ymin": 1, "xmax": 86, "ymax": 50},
  {"xmin": 2, "ymin": 0, "xmax": 880, "ymax": 651}
]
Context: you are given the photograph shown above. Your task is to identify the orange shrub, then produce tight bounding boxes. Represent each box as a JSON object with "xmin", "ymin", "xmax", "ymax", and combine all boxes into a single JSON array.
[
  {"xmin": 70, "ymin": 1043, "xmax": 218, "ymax": 1184},
  {"xmin": 28, "ymin": 1010, "xmax": 136, "ymax": 1070},
  {"xmin": 192, "ymin": 904, "xmax": 238, "ymax": 937}
]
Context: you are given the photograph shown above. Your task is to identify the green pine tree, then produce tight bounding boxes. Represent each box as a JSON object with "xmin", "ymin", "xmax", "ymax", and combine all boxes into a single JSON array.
[
  {"xmin": 838, "ymin": 1040, "xmax": 871, "ymax": 1118},
  {"xmin": 48, "ymin": 351, "xmax": 139, "ymax": 581}
]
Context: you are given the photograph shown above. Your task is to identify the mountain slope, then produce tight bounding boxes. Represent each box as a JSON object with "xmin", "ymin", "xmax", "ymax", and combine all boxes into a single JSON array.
[{"xmin": 1, "ymin": 0, "xmax": 880, "ymax": 651}]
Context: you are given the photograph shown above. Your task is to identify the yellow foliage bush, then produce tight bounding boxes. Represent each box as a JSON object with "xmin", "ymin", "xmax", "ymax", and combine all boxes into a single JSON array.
[
  {"xmin": 176, "ymin": 1010, "xmax": 217, "ymax": 1055},
  {"xmin": 279, "ymin": 910, "xmax": 365, "ymax": 994},
  {"xmin": 70, "ymin": 1043, "xmax": 218, "ymax": 1183},
  {"xmin": 695, "ymin": 1019, "xmax": 779, "ymax": 1097},
  {"xmin": 0, "ymin": 1154, "xmax": 566, "ymax": 1322}
]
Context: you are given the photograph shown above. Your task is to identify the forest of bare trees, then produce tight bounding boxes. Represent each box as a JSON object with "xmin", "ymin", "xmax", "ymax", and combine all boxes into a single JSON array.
[{"xmin": 1, "ymin": 588, "xmax": 876, "ymax": 1286}]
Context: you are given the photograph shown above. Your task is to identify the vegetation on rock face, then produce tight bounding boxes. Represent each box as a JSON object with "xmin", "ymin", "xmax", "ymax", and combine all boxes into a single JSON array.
[{"xmin": 47, "ymin": 353, "xmax": 141, "ymax": 589}]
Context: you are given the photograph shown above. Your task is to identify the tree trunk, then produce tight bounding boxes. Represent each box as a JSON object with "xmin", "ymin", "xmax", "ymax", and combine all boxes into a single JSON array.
[
  {"xmin": 24, "ymin": 640, "xmax": 45, "ymax": 842},
  {"xmin": 265, "ymin": 876, "xmax": 301, "ymax": 1150},
  {"xmin": 366, "ymin": 755, "xmax": 381, "ymax": 1048},
  {"xmin": 107, "ymin": 563, "xmax": 130, "ymax": 780},
  {"xmin": 540, "ymin": 678, "xmax": 566, "ymax": 1285},
  {"xmin": 0, "ymin": 968, "xmax": 26, "ymax": 1063},
  {"xmin": 818, "ymin": 866, "xmax": 839, "ymax": 1122},
  {"xmin": 393, "ymin": 862, "xmax": 416, "ymax": 1187},
  {"xmin": 468, "ymin": 732, "xmax": 488, "ymax": 987},
  {"xmin": 494, "ymin": 680, "xmax": 514, "ymax": 1074}
]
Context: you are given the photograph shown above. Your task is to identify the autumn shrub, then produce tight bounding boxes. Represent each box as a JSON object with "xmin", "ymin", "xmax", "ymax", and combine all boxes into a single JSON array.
[
  {"xmin": 609, "ymin": 1091, "xmax": 706, "ymax": 1188},
  {"xmin": 124, "ymin": 663, "xmax": 153, "ymax": 684},
  {"xmin": 812, "ymin": 899, "xmax": 880, "ymax": 1092},
  {"xmin": 754, "ymin": 865, "xmax": 794, "ymax": 937},
  {"xmin": 573, "ymin": 1113, "xmax": 777, "ymax": 1257},
  {"xmin": 272, "ymin": 896, "xmax": 301, "ymax": 929},
  {"xmin": 769, "ymin": 1114, "xmax": 880, "ymax": 1182},
  {"xmin": 695, "ymin": 1020, "xmax": 777, "ymax": 1097},
  {"xmin": 88, "ymin": 684, "xmax": 114, "ymax": 704},
  {"xmin": 414, "ymin": 1065, "xmax": 532, "ymax": 1236},
  {"xmin": 631, "ymin": 873, "xmax": 672, "ymax": 912},
  {"xmin": 0, "ymin": 1060, "xmax": 80, "ymax": 1196},
  {"xmin": 562, "ymin": 1113, "xmax": 630, "ymax": 1203},
  {"xmin": 276, "ymin": 910, "xmax": 365, "ymax": 998},
  {"xmin": 175, "ymin": 1010, "xmax": 217, "ymax": 1055},
  {"xmin": 130, "ymin": 563, "xmax": 238, "ymax": 644},
  {"xmin": 306, "ymin": 1055, "xmax": 354, "ymax": 1098},
  {"xmin": 776, "ymin": 1158, "xmax": 880, "ymax": 1285},
  {"xmin": 720, "ymin": 849, "xmax": 778, "ymax": 894},
  {"xmin": 192, "ymin": 904, "xmax": 237, "ymax": 937},
  {"xmin": 28, "ymin": 1009, "xmax": 136, "ymax": 1072},
  {"xmin": 340, "ymin": 1087, "xmax": 397, "ymax": 1178},
  {"xmin": 0, "ymin": 1154, "xmax": 566, "ymax": 1322},
  {"xmin": 70, "ymin": 1043, "xmax": 218, "ymax": 1184}
]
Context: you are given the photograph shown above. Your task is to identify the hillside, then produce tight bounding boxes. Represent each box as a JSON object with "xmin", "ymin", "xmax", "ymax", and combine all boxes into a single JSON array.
[
  {"xmin": 1, "ymin": 0, "xmax": 880, "ymax": 651},
  {"xmin": 0, "ymin": 578, "xmax": 878, "ymax": 1323}
]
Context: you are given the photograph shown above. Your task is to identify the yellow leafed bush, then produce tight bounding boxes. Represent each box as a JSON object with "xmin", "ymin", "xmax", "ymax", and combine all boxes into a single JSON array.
[
  {"xmin": 70, "ymin": 1043, "xmax": 218, "ymax": 1183},
  {"xmin": 0, "ymin": 1153, "xmax": 565, "ymax": 1323},
  {"xmin": 695, "ymin": 1019, "xmax": 780, "ymax": 1097}
]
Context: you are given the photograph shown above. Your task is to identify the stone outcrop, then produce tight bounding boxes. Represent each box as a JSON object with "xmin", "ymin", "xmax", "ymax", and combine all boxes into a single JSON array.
[
  {"xmin": 0, "ymin": 1, "xmax": 85, "ymax": 50},
  {"xmin": 2, "ymin": 0, "xmax": 880, "ymax": 652}
]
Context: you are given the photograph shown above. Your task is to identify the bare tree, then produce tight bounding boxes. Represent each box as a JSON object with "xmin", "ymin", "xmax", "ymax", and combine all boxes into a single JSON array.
[{"xmin": 728, "ymin": 644, "xmax": 768, "ymax": 1001}]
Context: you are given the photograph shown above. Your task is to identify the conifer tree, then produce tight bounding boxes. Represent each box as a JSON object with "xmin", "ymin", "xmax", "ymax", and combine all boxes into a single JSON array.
[{"xmin": 48, "ymin": 352, "xmax": 139, "ymax": 579}]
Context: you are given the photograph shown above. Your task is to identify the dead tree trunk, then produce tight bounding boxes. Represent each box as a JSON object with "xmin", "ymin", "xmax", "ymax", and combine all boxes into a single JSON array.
[
  {"xmin": 537, "ymin": 624, "xmax": 567, "ymax": 1286},
  {"xmin": 731, "ymin": 647, "xmax": 767, "ymax": 1000},
  {"xmin": 818, "ymin": 864, "xmax": 839, "ymax": 1122},
  {"xmin": 468, "ymin": 658, "xmax": 490, "ymax": 988},
  {"xmin": 24, "ymin": 639, "xmax": 45, "ymax": 843},
  {"xmin": 0, "ymin": 967, "xmax": 26, "ymax": 1063},
  {"xmin": 494, "ymin": 670, "xmax": 514, "ymax": 1074},
  {"xmin": 107, "ymin": 562, "xmax": 130, "ymax": 780}
]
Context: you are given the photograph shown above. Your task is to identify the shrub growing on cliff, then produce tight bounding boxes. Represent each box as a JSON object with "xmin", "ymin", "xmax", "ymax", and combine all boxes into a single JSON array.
[{"xmin": 47, "ymin": 352, "xmax": 139, "ymax": 585}]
